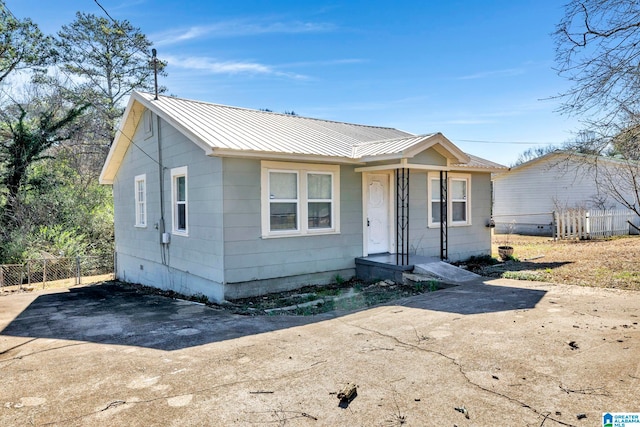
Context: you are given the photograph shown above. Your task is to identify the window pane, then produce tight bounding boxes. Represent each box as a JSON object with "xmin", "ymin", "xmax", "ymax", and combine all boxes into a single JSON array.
[
  {"xmin": 177, "ymin": 176, "xmax": 186, "ymax": 201},
  {"xmin": 137, "ymin": 181, "xmax": 144, "ymax": 201},
  {"xmin": 452, "ymin": 201, "xmax": 466, "ymax": 222},
  {"xmin": 308, "ymin": 202, "xmax": 331, "ymax": 229},
  {"xmin": 177, "ymin": 204, "xmax": 186, "ymax": 230},
  {"xmin": 308, "ymin": 174, "xmax": 331, "ymax": 199},
  {"xmin": 451, "ymin": 179, "xmax": 466, "ymax": 200},
  {"xmin": 432, "ymin": 201, "xmax": 441, "ymax": 223},
  {"xmin": 270, "ymin": 172, "xmax": 297, "ymax": 199},
  {"xmin": 270, "ymin": 202, "xmax": 297, "ymax": 230},
  {"xmin": 431, "ymin": 179, "xmax": 440, "ymax": 200},
  {"xmin": 139, "ymin": 203, "xmax": 145, "ymax": 224}
]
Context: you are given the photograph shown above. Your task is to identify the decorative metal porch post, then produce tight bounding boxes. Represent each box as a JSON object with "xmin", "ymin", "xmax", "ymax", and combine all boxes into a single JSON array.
[
  {"xmin": 440, "ymin": 170, "xmax": 448, "ymax": 260},
  {"xmin": 396, "ymin": 168, "xmax": 410, "ymax": 265}
]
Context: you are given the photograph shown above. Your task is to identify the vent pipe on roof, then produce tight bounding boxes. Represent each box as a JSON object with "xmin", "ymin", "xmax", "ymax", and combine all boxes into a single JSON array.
[{"xmin": 152, "ymin": 48, "xmax": 159, "ymax": 100}]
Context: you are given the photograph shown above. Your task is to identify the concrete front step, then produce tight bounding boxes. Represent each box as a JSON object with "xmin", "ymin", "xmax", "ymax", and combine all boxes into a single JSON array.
[{"xmin": 413, "ymin": 261, "xmax": 481, "ymax": 284}]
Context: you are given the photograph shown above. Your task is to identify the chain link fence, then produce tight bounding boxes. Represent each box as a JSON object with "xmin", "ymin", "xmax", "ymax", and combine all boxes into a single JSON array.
[{"xmin": 0, "ymin": 255, "xmax": 114, "ymax": 291}]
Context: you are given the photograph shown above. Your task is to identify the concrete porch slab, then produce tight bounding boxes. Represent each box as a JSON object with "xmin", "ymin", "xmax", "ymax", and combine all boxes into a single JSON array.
[
  {"xmin": 355, "ymin": 254, "xmax": 480, "ymax": 285},
  {"xmin": 355, "ymin": 254, "xmax": 438, "ymax": 282}
]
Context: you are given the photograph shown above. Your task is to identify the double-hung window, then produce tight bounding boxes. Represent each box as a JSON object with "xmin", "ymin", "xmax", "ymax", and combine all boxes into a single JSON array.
[
  {"xmin": 262, "ymin": 161, "xmax": 339, "ymax": 237},
  {"xmin": 171, "ymin": 166, "xmax": 188, "ymax": 235},
  {"xmin": 134, "ymin": 174, "xmax": 146, "ymax": 227},
  {"xmin": 428, "ymin": 172, "xmax": 471, "ymax": 227},
  {"xmin": 450, "ymin": 178, "xmax": 468, "ymax": 223}
]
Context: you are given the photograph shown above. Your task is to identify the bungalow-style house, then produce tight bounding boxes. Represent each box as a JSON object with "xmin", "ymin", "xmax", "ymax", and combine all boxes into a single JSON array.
[
  {"xmin": 100, "ymin": 92, "xmax": 506, "ymax": 301},
  {"xmin": 492, "ymin": 150, "xmax": 639, "ymax": 235}
]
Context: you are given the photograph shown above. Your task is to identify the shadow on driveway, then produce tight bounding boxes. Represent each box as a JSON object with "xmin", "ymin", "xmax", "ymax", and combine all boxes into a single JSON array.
[
  {"xmin": 404, "ymin": 280, "xmax": 547, "ymax": 315},
  {"xmin": 1, "ymin": 280, "xmax": 546, "ymax": 351}
]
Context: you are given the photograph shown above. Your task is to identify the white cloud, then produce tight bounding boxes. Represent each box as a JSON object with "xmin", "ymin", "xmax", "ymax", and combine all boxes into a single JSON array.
[
  {"xmin": 281, "ymin": 58, "xmax": 365, "ymax": 68},
  {"xmin": 152, "ymin": 19, "xmax": 335, "ymax": 46},
  {"xmin": 457, "ymin": 68, "xmax": 525, "ymax": 80},
  {"xmin": 438, "ymin": 119, "xmax": 496, "ymax": 125},
  {"xmin": 110, "ymin": 0, "xmax": 148, "ymax": 11},
  {"xmin": 164, "ymin": 55, "xmax": 308, "ymax": 79}
]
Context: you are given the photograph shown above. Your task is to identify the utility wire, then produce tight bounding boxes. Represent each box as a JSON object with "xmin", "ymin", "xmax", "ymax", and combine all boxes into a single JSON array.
[
  {"xmin": 90, "ymin": 0, "xmax": 163, "ymax": 166},
  {"xmin": 457, "ymin": 139, "xmax": 564, "ymax": 145},
  {"xmin": 93, "ymin": 0, "xmax": 156, "ymax": 60}
]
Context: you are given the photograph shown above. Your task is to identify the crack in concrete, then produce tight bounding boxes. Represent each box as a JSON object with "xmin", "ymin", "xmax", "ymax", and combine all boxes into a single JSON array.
[
  {"xmin": 0, "ymin": 338, "xmax": 38, "ymax": 355},
  {"xmin": 347, "ymin": 323, "xmax": 578, "ymax": 427},
  {"xmin": 0, "ymin": 342, "xmax": 86, "ymax": 364},
  {"xmin": 38, "ymin": 361, "xmax": 327, "ymax": 426}
]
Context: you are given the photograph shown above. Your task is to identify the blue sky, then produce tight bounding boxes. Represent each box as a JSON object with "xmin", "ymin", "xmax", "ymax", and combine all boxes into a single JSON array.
[{"xmin": 7, "ymin": 0, "xmax": 579, "ymax": 166}]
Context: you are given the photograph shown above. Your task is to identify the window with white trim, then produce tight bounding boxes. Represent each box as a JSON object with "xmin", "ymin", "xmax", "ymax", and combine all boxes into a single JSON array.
[
  {"xmin": 430, "ymin": 178, "xmax": 441, "ymax": 224},
  {"xmin": 134, "ymin": 174, "xmax": 146, "ymax": 227},
  {"xmin": 428, "ymin": 173, "xmax": 471, "ymax": 227},
  {"xmin": 261, "ymin": 161, "xmax": 339, "ymax": 237},
  {"xmin": 171, "ymin": 166, "xmax": 188, "ymax": 235},
  {"xmin": 307, "ymin": 172, "xmax": 333, "ymax": 229},
  {"xmin": 450, "ymin": 178, "xmax": 468, "ymax": 223}
]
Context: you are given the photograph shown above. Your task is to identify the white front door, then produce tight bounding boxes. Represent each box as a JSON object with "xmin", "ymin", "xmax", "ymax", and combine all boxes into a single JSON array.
[{"xmin": 366, "ymin": 174, "xmax": 390, "ymax": 254}]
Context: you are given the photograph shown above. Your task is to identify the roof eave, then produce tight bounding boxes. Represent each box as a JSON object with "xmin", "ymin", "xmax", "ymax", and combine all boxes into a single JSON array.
[
  {"xmin": 402, "ymin": 133, "xmax": 471, "ymax": 163},
  {"xmin": 99, "ymin": 92, "xmax": 219, "ymax": 184},
  {"xmin": 452, "ymin": 166, "xmax": 509, "ymax": 173},
  {"xmin": 210, "ymin": 148, "xmax": 364, "ymax": 165},
  {"xmin": 99, "ymin": 95, "xmax": 145, "ymax": 184}
]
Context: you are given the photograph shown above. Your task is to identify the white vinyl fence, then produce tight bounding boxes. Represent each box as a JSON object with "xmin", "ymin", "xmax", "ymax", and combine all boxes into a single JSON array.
[{"xmin": 554, "ymin": 209, "xmax": 640, "ymax": 239}]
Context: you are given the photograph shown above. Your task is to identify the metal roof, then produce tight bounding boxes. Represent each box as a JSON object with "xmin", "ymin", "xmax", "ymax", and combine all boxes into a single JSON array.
[
  {"xmin": 100, "ymin": 92, "xmax": 506, "ymax": 183},
  {"xmin": 135, "ymin": 92, "xmax": 411, "ymax": 158},
  {"xmin": 352, "ymin": 135, "xmax": 436, "ymax": 158},
  {"xmin": 452, "ymin": 154, "xmax": 508, "ymax": 170}
]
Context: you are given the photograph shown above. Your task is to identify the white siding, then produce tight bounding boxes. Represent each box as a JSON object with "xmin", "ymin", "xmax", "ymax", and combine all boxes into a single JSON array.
[{"xmin": 493, "ymin": 155, "xmax": 627, "ymax": 232}]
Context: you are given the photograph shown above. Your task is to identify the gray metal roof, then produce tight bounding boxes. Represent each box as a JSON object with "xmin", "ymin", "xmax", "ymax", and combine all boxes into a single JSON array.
[
  {"xmin": 136, "ymin": 92, "xmax": 412, "ymax": 158},
  {"xmin": 352, "ymin": 135, "xmax": 437, "ymax": 158},
  {"xmin": 100, "ymin": 92, "xmax": 506, "ymax": 184},
  {"xmin": 452, "ymin": 154, "xmax": 508, "ymax": 170}
]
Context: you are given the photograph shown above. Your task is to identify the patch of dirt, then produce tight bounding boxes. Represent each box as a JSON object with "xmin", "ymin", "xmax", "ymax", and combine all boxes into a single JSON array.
[
  {"xmin": 224, "ymin": 278, "xmax": 446, "ymax": 315},
  {"xmin": 482, "ymin": 234, "xmax": 640, "ymax": 290},
  {"xmin": 120, "ymin": 278, "xmax": 445, "ymax": 316}
]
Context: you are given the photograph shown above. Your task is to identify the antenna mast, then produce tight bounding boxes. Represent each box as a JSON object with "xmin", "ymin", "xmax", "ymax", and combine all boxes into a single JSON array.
[{"xmin": 152, "ymin": 48, "xmax": 159, "ymax": 100}]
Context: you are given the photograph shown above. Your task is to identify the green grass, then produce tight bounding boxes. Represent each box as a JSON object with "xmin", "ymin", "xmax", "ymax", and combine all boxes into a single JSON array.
[{"xmin": 502, "ymin": 271, "xmax": 543, "ymax": 281}]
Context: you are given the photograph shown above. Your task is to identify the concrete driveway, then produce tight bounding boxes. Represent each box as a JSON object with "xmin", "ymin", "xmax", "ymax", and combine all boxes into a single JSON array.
[{"xmin": 1, "ymin": 279, "xmax": 638, "ymax": 426}]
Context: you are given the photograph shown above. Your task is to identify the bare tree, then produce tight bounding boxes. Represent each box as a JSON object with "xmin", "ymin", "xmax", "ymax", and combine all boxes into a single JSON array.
[
  {"xmin": 555, "ymin": 0, "xmax": 640, "ymax": 140},
  {"xmin": 555, "ymin": 0, "xmax": 640, "ymax": 216},
  {"xmin": 512, "ymin": 145, "xmax": 559, "ymax": 167},
  {"xmin": 592, "ymin": 156, "xmax": 640, "ymax": 215}
]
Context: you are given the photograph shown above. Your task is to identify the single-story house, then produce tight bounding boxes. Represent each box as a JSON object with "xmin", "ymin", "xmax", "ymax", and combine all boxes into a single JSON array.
[
  {"xmin": 100, "ymin": 91, "xmax": 506, "ymax": 301},
  {"xmin": 492, "ymin": 150, "xmax": 639, "ymax": 235}
]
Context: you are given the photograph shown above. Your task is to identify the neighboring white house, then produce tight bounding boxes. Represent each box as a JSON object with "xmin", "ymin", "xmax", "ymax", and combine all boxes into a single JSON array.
[
  {"xmin": 492, "ymin": 151, "xmax": 639, "ymax": 235},
  {"xmin": 100, "ymin": 92, "xmax": 506, "ymax": 302}
]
